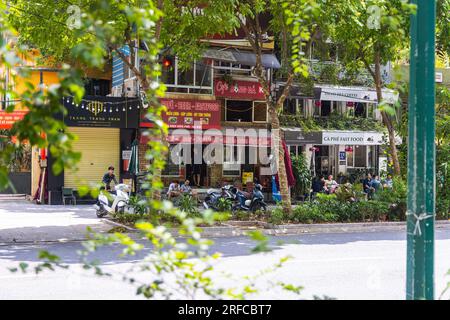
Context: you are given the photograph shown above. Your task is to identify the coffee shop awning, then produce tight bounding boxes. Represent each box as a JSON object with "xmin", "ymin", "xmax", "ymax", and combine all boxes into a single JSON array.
[
  {"xmin": 203, "ymin": 48, "xmax": 281, "ymax": 69},
  {"xmin": 314, "ymin": 85, "xmax": 399, "ymax": 104}
]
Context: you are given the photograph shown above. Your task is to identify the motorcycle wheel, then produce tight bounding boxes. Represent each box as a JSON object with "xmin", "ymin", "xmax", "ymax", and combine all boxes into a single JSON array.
[
  {"xmin": 96, "ymin": 208, "xmax": 107, "ymax": 218},
  {"xmin": 251, "ymin": 202, "xmax": 266, "ymax": 213}
]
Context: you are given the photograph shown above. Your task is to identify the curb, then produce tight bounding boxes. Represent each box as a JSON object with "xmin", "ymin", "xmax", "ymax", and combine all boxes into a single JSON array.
[{"xmin": 102, "ymin": 217, "xmax": 450, "ymax": 238}]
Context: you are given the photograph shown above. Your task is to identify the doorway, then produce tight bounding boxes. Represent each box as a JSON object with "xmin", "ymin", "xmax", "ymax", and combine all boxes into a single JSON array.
[{"xmin": 185, "ymin": 144, "xmax": 208, "ymax": 187}]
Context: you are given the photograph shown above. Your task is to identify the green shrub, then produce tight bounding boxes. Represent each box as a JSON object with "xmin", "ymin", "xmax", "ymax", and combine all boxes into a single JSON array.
[
  {"xmin": 127, "ymin": 195, "xmax": 148, "ymax": 215},
  {"xmin": 178, "ymin": 194, "xmax": 200, "ymax": 217},
  {"xmin": 291, "ymin": 154, "xmax": 312, "ymax": 198},
  {"xmin": 217, "ymin": 197, "xmax": 232, "ymax": 212},
  {"xmin": 268, "ymin": 206, "xmax": 286, "ymax": 225}
]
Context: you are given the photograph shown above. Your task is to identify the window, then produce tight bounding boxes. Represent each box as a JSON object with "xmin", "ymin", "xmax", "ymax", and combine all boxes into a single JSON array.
[
  {"xmin": 321, "ymin": 100, "xmax": 332, "ymax": 117},
  {"xmin": 84, "ymin": 79, "xmax": 111, "ymax": 96},
  {"xmin": 162, "ymin": 145, "xmax": 180, "ymax": 176},
  {"xmin": 289, "ymin": 145, "xmax": 303, "ymax": 157},
  {"xmin": 214, "ymin": 61, "xmax": 252, "ymax": 76},
  {"xmin": 354, "ymin": 145, "xmax": 367, "ymax": 167},
  {"xmin": 253, "ymin": 101, "xmax": 268, "ymax": 122},
  {"xmin": 160, "ymin": 56, "xmax": 213, "ymax": 94},
  {"xmin": 346, "ymin": 146, "xmax": 354, "ymax": 167},
  {"xmin": 354, "ymin": 102, "xmax": 366, "ymax": 118},
  {"xmin": 226, "ymin": 100, "xmax": 253, "ymax": 122},
  {"xmin": 346, "ymin": 145, "xmax": 368, "ymax": 168},
  {"xmin": 283, "ymin": 98, "xmax": 305, "ymax": 116},
  {"xmin": 283, "ymin": 98, "xmax": 296, "ymax": 115}
]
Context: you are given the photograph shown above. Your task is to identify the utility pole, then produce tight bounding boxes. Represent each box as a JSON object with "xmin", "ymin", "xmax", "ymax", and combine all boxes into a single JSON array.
[{"xmin": 406, "ymin": 0, "xmax": 436, "ymax": 300}]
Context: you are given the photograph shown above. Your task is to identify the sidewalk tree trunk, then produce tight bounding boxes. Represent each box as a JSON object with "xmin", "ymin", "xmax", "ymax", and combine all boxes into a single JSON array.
[{"xmin": 234, "ymin": 0, "xmax": 317, "ymax": 212}]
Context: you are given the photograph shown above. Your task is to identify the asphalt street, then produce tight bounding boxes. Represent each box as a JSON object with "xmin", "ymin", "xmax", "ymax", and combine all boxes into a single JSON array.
[{"xmin": 1, "ymin": 227, "xmax": 450, "ymax": 300}]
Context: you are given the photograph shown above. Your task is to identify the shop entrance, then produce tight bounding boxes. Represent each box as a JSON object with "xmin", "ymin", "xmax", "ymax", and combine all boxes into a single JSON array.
[
  {"xmin": 185, "ymin": 144, "xmax": 208, "ymax": 187},
  {"xmin": 64, "ymin": 127, "xmax": 120, "ymax": 189},
  {"xmin": 313, "ymin": 145, "xmax": 334, "ymax": 177}
]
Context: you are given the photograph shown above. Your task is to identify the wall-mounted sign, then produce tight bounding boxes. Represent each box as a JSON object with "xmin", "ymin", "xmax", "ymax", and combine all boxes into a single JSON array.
[
  {"xmin": 63, "ymin": 95, "xmax": 139, "ymax": 128},
  {"xmin": 0, "ymin": 111, "xmax": 27, "ymax": 129},
  {"xmin": 322, "ymin": 131, "xmax": 384, "ymax": 146},
  {"xmin": 214, "ymin": 79, "xmax": 265, "ymax": 100},
  {"xmin": 283, "ymin": 130, "xmax": 322, "ymax": 145},
  {"xmin": 242, "ymin": 172, "xmax": 254, "ymax": 185},
  {"xmin": 339, "ymin": 151, "xmax": 346, "ymax": 161},
  {"xmin": 140, "ymin": 98, "xmax": 221, "ymax": 130},
  {"xmin": 436, "ymin": 72, "xmax": 443, "ymax": 83}
]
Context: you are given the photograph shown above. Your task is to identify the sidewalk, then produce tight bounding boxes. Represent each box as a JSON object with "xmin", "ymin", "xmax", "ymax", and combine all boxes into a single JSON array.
[
  {"xmin": 104, "ymin": 217, "xmax": 450, "ymax": 238},
  {"xmin": 0, "ymin": 201, "xmax": 112, "ymax": 244}
]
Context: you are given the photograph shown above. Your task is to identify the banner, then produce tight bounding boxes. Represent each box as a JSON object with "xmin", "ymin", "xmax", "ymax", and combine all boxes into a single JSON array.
[
  {"xmin": 0, "ymin": 111, "xmax": 27, "ymax": 129},
  {"xmin": 140, "ymin": 98, "xmax": 221, "ymax": 130}
]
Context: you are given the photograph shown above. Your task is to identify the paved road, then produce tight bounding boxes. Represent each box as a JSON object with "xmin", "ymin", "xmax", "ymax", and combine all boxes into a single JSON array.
[
  {"xmin": 0, "ymin": 201, "xmax": 112, "ymax": 244},
  {"xmin": 1, "ymin": 226, "xmax": 449, "ymax": 300}
]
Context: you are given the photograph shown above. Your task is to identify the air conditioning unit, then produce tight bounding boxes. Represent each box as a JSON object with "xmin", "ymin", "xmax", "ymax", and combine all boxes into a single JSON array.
[
  {"xmin": 124, "ymin": 78, "xmax": 137, "ymax": 97},
  {"xmin": 111, "ymin": 85, "xmax": 123, "ymax": 97}
]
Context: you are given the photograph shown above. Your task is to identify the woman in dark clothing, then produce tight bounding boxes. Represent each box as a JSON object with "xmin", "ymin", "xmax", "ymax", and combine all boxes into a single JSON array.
[
  {"xmin": 312, "ymin": 176, "xmax": 325, "ymax": 194},
  {"xmin": 192, "ymin": 164, "xmax": 201, "ymax": 187}
]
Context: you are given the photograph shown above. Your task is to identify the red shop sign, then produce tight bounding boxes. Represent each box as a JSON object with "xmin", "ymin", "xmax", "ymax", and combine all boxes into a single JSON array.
[
  {"xmin": 140, "ymin": 98, "xmax": 221, "ymax": 130},
  {"xmin": 214, "ymin": 79, "xmax": 265, "ymax": 100},
  {"xmin": 0, "ymin": 111, "xmax": 27, "ymax": 129}
]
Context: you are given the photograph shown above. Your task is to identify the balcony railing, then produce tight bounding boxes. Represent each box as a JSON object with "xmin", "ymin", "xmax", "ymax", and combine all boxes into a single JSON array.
[{"xmin": 307, "ymin": 60, "xmax": 375, "ymax": 87}]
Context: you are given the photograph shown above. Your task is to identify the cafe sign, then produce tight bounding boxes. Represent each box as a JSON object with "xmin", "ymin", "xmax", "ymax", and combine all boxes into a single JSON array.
[
  {"xmin": 0, "ymin": 111, "xmax": 27, "ymax": 129},
  {"xmin": 214, "ymin": 79, "xmax": 265, "ymax": 100},
  {"xmin": 322, "ymin": 131, "xmax": 384, "ymax": 145}
]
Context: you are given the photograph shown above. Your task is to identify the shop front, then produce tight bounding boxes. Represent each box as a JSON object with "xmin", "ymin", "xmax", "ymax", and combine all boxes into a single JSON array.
[
  {"xmin": 139, "ymin": 97, "xmax": 222, "ymax": 187},
  {"xmin": 283, "ymin": 128, "xmax": 385, "ymax": 178},
  {"xmin": 47, "ymin": 96, "xmax": 139, "ymax": 204}
]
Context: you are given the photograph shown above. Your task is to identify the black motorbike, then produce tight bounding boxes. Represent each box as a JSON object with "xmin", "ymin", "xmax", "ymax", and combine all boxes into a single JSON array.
[
  {"xmin": 202, "ymin": 185, "xmax": 236, "ymax": 211},
  {"xmin": 232, "ymin": 184, "xmax": 267, "ymax": 213}
]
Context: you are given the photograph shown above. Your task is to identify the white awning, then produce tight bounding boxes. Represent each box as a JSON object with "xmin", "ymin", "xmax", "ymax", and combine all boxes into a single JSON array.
[{"xmin": 316, "ymin": 85, "xmax": 399, "ymax": 104}]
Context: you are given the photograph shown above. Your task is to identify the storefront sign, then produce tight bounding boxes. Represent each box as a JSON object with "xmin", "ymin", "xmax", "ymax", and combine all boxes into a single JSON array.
[
  {"xmin": 64, "ymin": 96, "xmax": 139, "ymax": 128},
  {"xmin": 140, "ymin": 98, "xmax": 221, "ymax": 130},
  {"xmin": 0, "ymin": 111, "xmax": 27, "ymax": 129},
  {"xmin": 242, "ymin": 172, "xmax": 254, "ymax": 184},
  {"xmin": 322, "ymin": 131, "xmax": 384, "ymax": 145},
  {"xmin": 283, "ymin": 130, "xmax": 322, "ymax": 145},
  {"xmin": 122, "ymin": 150, "xmax": 132, "ymax": 160},
  {"xmin": 214, "ymin": 79, "xmax": 265, "ymax": 100}
]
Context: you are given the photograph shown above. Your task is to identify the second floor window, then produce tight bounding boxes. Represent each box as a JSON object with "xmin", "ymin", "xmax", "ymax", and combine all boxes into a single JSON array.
[
  {"xmin": 283, "ymin": 98, "xmax": 305, "ymax": 116},
  {"xmin": 160, "ymin": 55, "xmax": 213, "ymax": 94}
]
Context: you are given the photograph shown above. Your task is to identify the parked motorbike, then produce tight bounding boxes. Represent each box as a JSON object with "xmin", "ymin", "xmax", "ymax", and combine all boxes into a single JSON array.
[
  {"xmin": 93, "ymin": 183, "xmax": 130, "ymax": 218},
  {"xmin": 202, "ymin": 185, "xmax": 236, "ymax": 211},
  {"xmin": 232, "ymin": 183, "xmax": 267, "ymax": 213}
]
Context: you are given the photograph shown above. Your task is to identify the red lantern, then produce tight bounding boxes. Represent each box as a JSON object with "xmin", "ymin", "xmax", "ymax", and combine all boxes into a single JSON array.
[
  {"xmin": 345, "ymin": 146, "xmax": 353, "ymax": 152},
  {"xmin": 346, "ymin": 102, "xmax": 354, "ymax": 107},
  {"xmin": 315, "ymin": 100, "xmax": 322, "ymax": 107}
]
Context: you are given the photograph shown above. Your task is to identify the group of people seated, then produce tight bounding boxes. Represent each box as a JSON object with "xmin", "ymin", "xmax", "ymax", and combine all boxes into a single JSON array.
[
  {"xmin": 311, "ymin": 174, "xmax": 340, "ymax": 194},
  {"xmin": 311, "ymin": 173, "xmax": 394, "ymax": 197},
  {"xmin": 167, "ymin": 179, "xmax": 198, "ymax": 200}
]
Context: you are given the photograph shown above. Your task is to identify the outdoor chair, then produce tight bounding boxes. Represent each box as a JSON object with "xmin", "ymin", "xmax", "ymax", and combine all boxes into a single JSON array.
[{"xmin": 62, "ymin": 187, "xmax": 76, "ymax": 205}]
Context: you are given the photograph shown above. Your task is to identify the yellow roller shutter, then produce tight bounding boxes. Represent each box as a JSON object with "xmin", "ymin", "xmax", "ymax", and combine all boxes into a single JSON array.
[{"xmin": 64, "ymin": 127, "xmax": 120, "ymax": 189}]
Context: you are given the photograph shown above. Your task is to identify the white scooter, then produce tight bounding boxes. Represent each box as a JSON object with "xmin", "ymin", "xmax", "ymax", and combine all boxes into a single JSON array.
[{"xmin": 93, "ymin": 184, "xmax": 130, "ymax": 218}]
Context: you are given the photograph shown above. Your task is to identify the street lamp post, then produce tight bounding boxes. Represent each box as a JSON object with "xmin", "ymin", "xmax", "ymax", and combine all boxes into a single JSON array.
[{"xmin": 406, "ymin": 0, "xmax": 436, "ymax": 300}]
